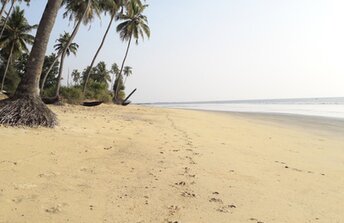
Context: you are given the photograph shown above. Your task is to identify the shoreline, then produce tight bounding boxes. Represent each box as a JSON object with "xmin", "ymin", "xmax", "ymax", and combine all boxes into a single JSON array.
[{"xmin": 150, "ymin": 106, "xmax": 344, "ymax": 139}]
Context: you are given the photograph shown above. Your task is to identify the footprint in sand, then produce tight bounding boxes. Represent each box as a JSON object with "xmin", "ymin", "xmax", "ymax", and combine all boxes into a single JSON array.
[
  {"xmin": 209, "ymin": 197, "xmax": 223, "ymax": 203},
  {"xmin": 175, "ymin": 181, "xmax": 186, "ymax": 186},
  {"xmin": 181, "ymin": 191, "xmax": 196, "ymax": 198},
  {"xmin": 249, "ymin": 218, "xmax": 264, "ymax": 223},
  {"xmin": 167, "ymin": 205, "xmax": 180, "ymax": 216},
  {"xmin": 216, "ymin": 204, "xmax": 236, "ymax": 213}
]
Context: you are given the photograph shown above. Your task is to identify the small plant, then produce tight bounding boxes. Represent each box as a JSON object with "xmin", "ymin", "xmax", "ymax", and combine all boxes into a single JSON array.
[{"xmin": 60, "ymin": 86, "xmax": 83, "ymax": 104}]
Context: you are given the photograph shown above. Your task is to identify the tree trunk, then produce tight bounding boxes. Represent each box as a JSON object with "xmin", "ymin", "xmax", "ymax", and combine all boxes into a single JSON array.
[
  {"xmin": 0, "ymin": 0, "xmax": 15, "ymax": 40},
  {"xmin": 83, "ymin": 13, "xmax": 115, "ymax": 94},
  {"xmin": 55, "ymin": 52, "xmax": 65, "ymax": 97},
  {"xmin": 0, "ymin": 42, "xmax": 14, "ymax": 92},
  {"xmin": 41, "ymin": 0, "xmax": 91, "ymax": 92},
  {"xmin": 40, "ymin": 53, "xmax": 58, "ymax": 92},
  {"xmin": 0, "ymin": 0, "xmax": 8, "ymax": 18},
  {"xmin": 114, "ymin": 35, "xmax": 132, "ymax": 103},
  {"xmin": 0, "ymin": 0, "xmax": 63, "ymax": 127}
]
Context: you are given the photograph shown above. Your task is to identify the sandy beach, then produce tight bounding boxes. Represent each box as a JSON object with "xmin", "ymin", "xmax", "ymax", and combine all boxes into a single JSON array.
[{"xmin": 0, "ymin": 105, "xmax": 344, "ymax": 223}]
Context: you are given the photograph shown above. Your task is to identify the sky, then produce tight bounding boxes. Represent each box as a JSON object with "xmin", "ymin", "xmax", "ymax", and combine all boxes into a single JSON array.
[{"xmin": 17, "ymin": 0, "xmax": 344, "ymax": 103}]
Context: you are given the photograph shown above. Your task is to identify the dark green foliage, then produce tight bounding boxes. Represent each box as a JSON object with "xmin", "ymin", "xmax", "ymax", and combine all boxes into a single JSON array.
[
  {"xmin": 60, "ymin": 86, "xmax": 83, "ymax": 104},
  {"xmin": 113, "ymin": 75, "xmax": 125, "ymax": 92},
  {"xmin": 40, "ymin": 53, "xmax": 59, "ymax": 90},
  {"xmin": 0, "ymin": 6, "xmax": 37, "ymax": 92},
  {"xmin": 0, "ymin": 66, "xmax": 20, "ymax": 94}
]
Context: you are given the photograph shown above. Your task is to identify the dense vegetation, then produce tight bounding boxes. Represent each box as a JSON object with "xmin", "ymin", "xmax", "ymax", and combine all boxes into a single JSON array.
[{"xmin": 0, "ymin": 0, "xmax": 149, "ymax": 127}]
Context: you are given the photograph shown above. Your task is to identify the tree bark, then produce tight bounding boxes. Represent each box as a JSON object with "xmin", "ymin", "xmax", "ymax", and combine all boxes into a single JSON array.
[
  {"xmin": 40, "ymin": 53, "xmax": 58, "ymax": 91},
  {"xmin": 83, "ymin": 13, "xmax": 115, "ymax": 94},
  {"xmin": 41, "ymin": 0, "xmax": 91, "ymax": 92},
  {"xmin": 0, "ymin": 42, "xmax": 14, "ymax": 92},
  {"xmin": 15, "ymin": 0, "xmax": 63, "ymax": 97},
  {"xmin": 0, "ymin": 0, "xmax": 15, "ymax": 40},
  {"xmin": 0, "ymin": 0, "xmax": 62, "ymax": 127},
  {"xmin": 55, "ymin": 52, "xmax": 65, "ymax": 97},
  {"xmin": 114, "ymin": 35, "xmax": 132, "ymax": 103}
]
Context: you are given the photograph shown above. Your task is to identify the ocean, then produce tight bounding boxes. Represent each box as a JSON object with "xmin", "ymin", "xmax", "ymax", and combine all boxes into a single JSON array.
[{"xmin": 148, "ymin": 97, "xmax": 344, "ymax": 119}]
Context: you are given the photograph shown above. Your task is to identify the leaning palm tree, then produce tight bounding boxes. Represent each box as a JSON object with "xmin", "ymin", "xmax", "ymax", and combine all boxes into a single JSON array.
[
  {"xmin": 52, "ymin": 32, "xmax": 78, "ymax": 97},
  {"xmin": 0, "ymin": 6, "xmax": 36, "ymax": 92},
  {"xmin": 82, "ymin": 0, "xmax": 123, "ymax": 94},
  {"xmin": 122, "ymin": 65, "xmax": 132, "ymax": 84},
  {"xmin": 0, "ymin": 0, "xmax": 9, "ymax": 18},
  {"xmin": 0, "ymin": 0, "xmax": 29, "ymax": 40},
  {"xmin": 43, "ymin": 0, "xmax": 101, "ymax": 83},
  {"xmin": 0, "ymin": 0, "xmax": 63, "ymax": 127},
  {"xmin": 113, "ymin": 0, "xmax": 150, "ymax": 103}
]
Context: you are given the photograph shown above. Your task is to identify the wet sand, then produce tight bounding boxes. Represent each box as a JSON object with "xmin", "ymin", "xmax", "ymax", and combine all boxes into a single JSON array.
[{"xmin": 0, "ymin": 105, "xmax": 343, "ymax": 222}]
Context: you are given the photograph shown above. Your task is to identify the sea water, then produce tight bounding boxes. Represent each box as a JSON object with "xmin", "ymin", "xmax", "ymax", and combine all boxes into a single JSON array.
[{"xmin": 150, "ymin": 97, "xmax": 344, "ymax": 119}]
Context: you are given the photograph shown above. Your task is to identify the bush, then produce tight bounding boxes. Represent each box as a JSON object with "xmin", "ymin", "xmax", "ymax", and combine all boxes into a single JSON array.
[
  {"xmin": 94, "ymin": 91, "xmax": 112, "ymax": 103},
  {"xmin": 41, "ymin": 86, "xmax": 56, "ymax": 98},
  {"xmin": 118, "ymin": 90, "xmax": 126, "ymax": 101},
  {"xmin": 60, "ymin": 86, "xmax": 83, "ymax": 104}
]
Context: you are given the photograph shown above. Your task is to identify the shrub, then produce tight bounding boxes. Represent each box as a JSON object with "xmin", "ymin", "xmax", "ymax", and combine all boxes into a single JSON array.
[{"xmin": 60, "ymin": 86, "xmax": 83, "ymax": 104}]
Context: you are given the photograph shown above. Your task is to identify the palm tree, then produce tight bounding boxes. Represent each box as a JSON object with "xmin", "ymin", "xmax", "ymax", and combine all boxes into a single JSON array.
[
  {"xmin": 0, "ymin": 0, "xmax": 9, "ymax": 18},
  {"xmin": 52, "ymin": 32, "xmax": 78, "ymax": 97},
  {"xmin": 110, "ymin": 62, "xmax": 119, "ymax": 89},
  {"xmin": 84, "ymin": 61, "xmax": 111, "ymax": 85},
  {"xmin": 123, "ymin": 65, "xmax": 132, "ymax": 84},
  {"xmin": 82, "ymin": 0, "xmax": 123, "ymax": 94},
  {"xmin": 43, "ymin": 0, "xmax": 101, "ymax": 83},
  {"xmin": 113, "ymin": 0, "xmax": 150, "ymax": 103},
  {"xmin": 71, "ymin": 69, "xmax": 81, "ymax": 85},
  {"xmin": 0, "ymin": 0, "xmax": 63, "ymax": 127},
  {"xmin": 0, "ymin": 6, "xmax": 36, "ymax": 92},
  {"xmin": 0, "ymin": 0, "xmax": 29, "ymax": 40}
]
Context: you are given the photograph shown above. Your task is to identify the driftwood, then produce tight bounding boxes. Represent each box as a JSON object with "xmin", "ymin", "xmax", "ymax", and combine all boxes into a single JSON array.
[
  {"xmin": 121, "ymin": 88, "xmax": 136, "ymax": 106},
  {"xmin": 82, "ymin": 101, "xmax": 103, "ymax": 107}
]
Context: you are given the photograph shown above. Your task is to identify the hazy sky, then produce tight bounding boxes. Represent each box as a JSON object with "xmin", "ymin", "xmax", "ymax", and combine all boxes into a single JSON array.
[{"xmin": 20, "ymin": 1, "xmax": 344, "ymax": 102}]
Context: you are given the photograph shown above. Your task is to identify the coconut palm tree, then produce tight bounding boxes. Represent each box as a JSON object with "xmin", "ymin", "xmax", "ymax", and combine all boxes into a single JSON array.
[
  {"xmin": 0, "ymin": 6, "xmax": 36, "ymax": 92},
  {"xmin": 0, "ymin": 0, "xmax": 63, "ymax": 127},
  {"xmin": 110, "ymin": 62, "xmax": 119, "ymax": 89},
  {"xmin": 123, "ymin": 65, "xmax": 132, "ymax": 84},
  {"xmin": 0, "ymin": 0, "xmax": 9, "ymax": 18},
  {"xmin": 82, "ymin": 0, "xmax": 123, "ymax": 94},
  {"xmin": 43, "ymin": 0, "xmax": 101, "ymax": 84},
  {"xmin": 71, "ymin": 69, "xmax": 81, "ymax": 85},
  {"xmin": 113, "ymin": 0, "xmax": 150, "ymax": 103},
  {"xmin": 52, "ymin": 32, "xmax": 79, "ymax": 97},
  {"xmin": 0, "ymin": 0, "xmax": 30, "ymax": 40}
]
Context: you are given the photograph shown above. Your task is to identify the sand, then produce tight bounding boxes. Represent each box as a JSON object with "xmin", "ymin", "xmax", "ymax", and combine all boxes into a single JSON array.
[{"xmin": 0, "ymin": 105, "xmax": 343, "ymax": 223}]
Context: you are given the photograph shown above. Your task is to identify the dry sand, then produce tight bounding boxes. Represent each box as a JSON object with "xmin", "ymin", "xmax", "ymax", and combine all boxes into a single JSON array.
[{"xmin": 0, "ymin": 105, "xmax": 343, "ymax": 223}]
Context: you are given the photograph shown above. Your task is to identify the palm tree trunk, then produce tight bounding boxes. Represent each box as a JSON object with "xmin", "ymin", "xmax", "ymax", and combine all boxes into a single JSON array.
[
  {"xmin": 40, "ymin": 53, "xmax": 58, "ymax": 92},
  {"xmin": 83, "ymin": 13, "xmax": 115, "ymax": 94},
  {"xmin": 0, "ymin": 0, "xmax": 8, "ymax": 18},
  {"xmin": 41, "ymin": 0, "xmax": 91, "ymax": 92},
  {"xmin": 0, "ymin": 42, "xmax": 14, "ymax": 92},
  {"xmin": 0, "ymin": 0, "xmax": 63, "ymax": 127},
  {"xmin": 0, "ymin": 0, "xmax": 15, "ymax": 39},
  {"xmin": 55, "ymin": 52, "xmax": 65, "ymax": 97},
  {"xmin": 114, "ymin": 35, "xmax": 132, "ymax": 103}
]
